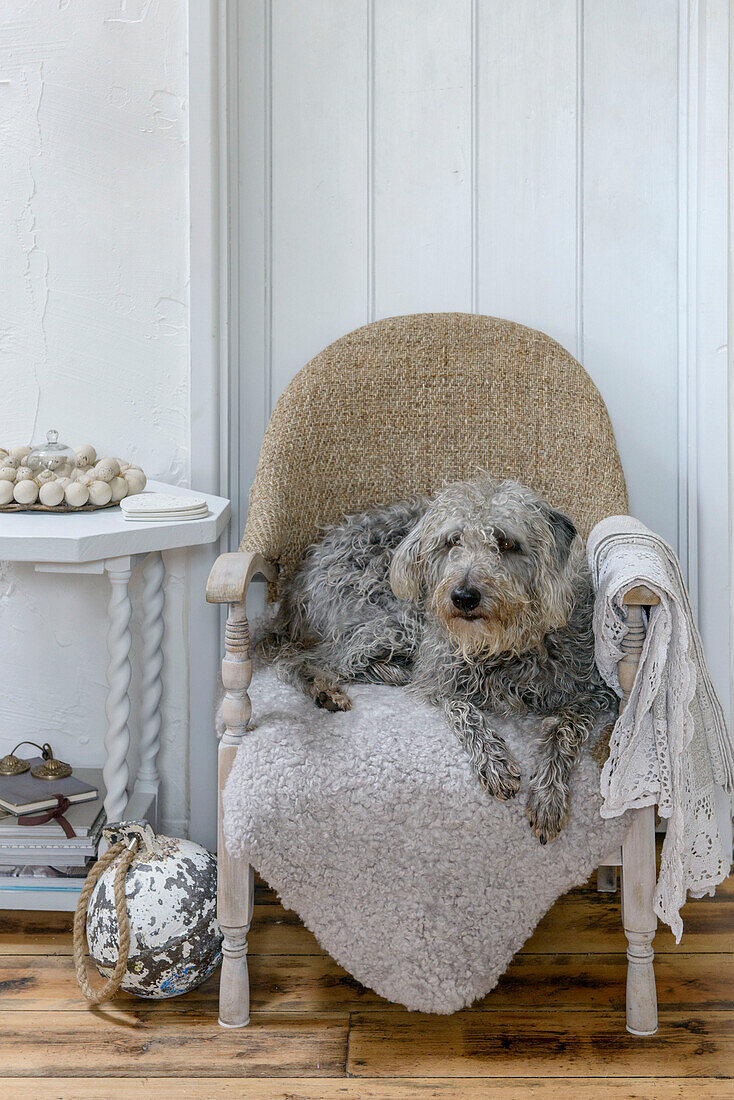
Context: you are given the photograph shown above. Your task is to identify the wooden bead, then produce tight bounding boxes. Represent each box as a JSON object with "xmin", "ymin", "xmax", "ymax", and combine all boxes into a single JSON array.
[
  {"xmin": 13, "ymin": 479, "xmax": 39, "ymax": 504},
  {"xmin": 64, "ymin": 482, "xmax": 89, "ymax": 507},
  {"xmin": 124, "ymin": 468, "xmax": 147, "ymax": 494},
  {"xmin": 109, "ymin": 475, "xmax": 129, "ymax": 501},
  {"xmin": 74, "ymin": 444, "xmax": 97, "ymax": 468},
  {"xmin": 88, "ymin": 479, "xmax": 113, "ymax": 506},
  {"xmin": 39, "ymin": 480, "xmax": 65, "ymax": 507},
  {"xmin": 93, "ymin": 459, "xmax": 119, "ymax": 483}
]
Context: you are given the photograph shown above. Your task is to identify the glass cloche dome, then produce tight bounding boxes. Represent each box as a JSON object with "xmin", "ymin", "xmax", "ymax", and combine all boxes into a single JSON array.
[{"xmin": 26, "ymin": 430, "xmax": 78, "ymax": 477}]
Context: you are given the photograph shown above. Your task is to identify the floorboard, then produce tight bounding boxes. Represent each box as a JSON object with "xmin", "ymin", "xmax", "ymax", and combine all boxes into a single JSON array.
[
  {"xmin": 4, "ymin": 1078, "xmax": 733, "ymax": 1099},
  {"xmin": 0, "ymin": 867, "xmax": 731, "ymax": 1091}
]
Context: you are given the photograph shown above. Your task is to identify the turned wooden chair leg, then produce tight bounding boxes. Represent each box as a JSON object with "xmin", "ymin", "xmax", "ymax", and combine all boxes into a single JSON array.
[
  {"xmin": 217, "ymin": 601, "xmax": 254, "ymax": 1028},
  {"xmin": 207, "ymin": 552, "xmax": 278, "ymax": 1028},
  {"xmin": 617, "ymin": 595, "xmax": 659, "ymax": 1036},
  {"xmin": 621, "ymin": 805, "xmax": 658, "ymax": 1035}
]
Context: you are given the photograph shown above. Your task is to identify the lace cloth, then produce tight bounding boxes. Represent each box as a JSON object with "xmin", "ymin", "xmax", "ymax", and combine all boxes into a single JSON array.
[{"xmin": 588, "ymin": 515, "xmax": 733, "ymax": 941}]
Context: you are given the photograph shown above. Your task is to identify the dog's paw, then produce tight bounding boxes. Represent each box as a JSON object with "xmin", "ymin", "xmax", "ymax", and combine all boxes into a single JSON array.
[
  {"xmin": 480, "ymin": 755, "xmax": 522, "ymax": 801},
  {"xmin": 525, "ymin": 780, "xmax": 569, "ymax": 844},
  {"xmin": 313, "ymin": 685, "xmax": 352, "ymax": 712}
]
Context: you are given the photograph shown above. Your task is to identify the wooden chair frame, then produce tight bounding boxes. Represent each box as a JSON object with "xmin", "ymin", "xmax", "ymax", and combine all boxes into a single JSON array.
[{"xmin": 207, "ymin": 552, "xmax": 660, "ymax": 1035}]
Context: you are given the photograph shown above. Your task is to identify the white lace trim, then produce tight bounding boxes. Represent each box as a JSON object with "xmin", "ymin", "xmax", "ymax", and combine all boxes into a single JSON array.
[{"xmin": 588, "ymin": 516, "xmax": 733, "ymax": 942}]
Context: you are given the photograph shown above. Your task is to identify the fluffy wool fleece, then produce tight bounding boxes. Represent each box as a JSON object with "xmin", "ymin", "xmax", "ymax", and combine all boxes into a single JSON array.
[{"xmin": 221, "ymin": 657, "xmax": 630, "ymax": 1014}]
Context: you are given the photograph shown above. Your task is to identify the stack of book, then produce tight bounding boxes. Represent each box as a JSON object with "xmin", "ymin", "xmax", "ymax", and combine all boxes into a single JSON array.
[{"xmin": 0, "ymin": 763, "xmax": 104, "ymax": 877}]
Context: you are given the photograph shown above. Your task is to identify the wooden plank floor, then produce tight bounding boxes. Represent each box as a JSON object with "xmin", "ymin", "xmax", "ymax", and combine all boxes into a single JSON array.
[{"xmin": 1, "ymin": 870, "xmax": 733, "ymax": 1098}]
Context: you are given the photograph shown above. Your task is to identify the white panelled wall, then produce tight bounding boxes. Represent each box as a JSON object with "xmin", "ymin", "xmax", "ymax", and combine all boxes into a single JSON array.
[
  {"xmin": 229, "ymin": 0, "xmax": 728, "ymax": 704},
  {"xmin": 185, "ymin": 0, "xmax": 729, "ymax": 846}
]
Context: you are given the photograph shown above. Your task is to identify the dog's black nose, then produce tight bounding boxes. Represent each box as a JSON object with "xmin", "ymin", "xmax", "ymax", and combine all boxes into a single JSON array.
[{"xmin": 451, "ymin": 585, "xmax": 481, "ymax": 612}]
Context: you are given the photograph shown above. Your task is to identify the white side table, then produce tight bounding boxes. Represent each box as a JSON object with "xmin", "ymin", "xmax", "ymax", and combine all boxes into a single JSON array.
[{"xmin": 0, "ymin": 482, "xmax": 230, "ymax": 835}]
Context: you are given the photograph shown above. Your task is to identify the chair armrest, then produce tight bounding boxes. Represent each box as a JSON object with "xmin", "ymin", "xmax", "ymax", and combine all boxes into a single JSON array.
[
  {"xmin": 208, "ymin": 552, "xmax": 277, "ymax": 743},
  {"xmin": 622, "ymin": 585, "xmax": 660, "ymax": 607},
  {"xmin": 206, "ymin": 551, "xmax": 278, "ymax": 604}
]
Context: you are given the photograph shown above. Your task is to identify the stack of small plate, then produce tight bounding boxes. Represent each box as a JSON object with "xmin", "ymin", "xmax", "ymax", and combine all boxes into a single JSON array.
[{"xmin": 120, "ymin": 493, "xmax": 209, "ymax": 522}]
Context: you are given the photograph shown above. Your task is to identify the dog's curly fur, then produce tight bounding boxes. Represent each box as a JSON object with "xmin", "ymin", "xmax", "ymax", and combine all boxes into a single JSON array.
[{"xmin": 260, "ymin": 474, "xmax": 617, "ymax": 843}]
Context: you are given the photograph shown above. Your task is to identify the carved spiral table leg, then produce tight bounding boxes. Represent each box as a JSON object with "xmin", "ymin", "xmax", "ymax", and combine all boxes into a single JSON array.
[
  {"xmin": 218, "ymin": 602, "xmax": 254, "ymax": 1027},
  {"xmin": 132, "ymin": 551, "xmax": 165, "ymax": 822},
  {"xmin": 103, "ymin": 559, "xmax": 133, "ymax": 827}
]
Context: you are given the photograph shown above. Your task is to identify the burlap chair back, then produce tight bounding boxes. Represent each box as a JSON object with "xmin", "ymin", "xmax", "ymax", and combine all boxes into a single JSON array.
[{"xmin": 241, "ymin": 313, "xmax": 628, "ymax": 582}]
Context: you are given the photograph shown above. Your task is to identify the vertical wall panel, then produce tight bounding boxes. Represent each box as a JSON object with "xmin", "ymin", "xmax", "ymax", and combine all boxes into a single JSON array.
[
  {"xmin": 693, "ymin": 0, "xmax": 729, "ymax": 708},
  {"xmin": 476, "ymin": 0, "xmax": 579, "ymax": 351},
  {"xmin": 582, "ymin": 0, "xmax": 679, "ymax": 548},
  {"xmin": 238, "ymin": 0, "xmax": 269, "ymax": 526},
  {"xmin": 234, "ymin": 0, "xmax": 729, "ymax": 707},
  {"xmin": 271, "ymin": 0, "xmax": 369, "ymax": 398},
  {"xmin": 373, "ymin": 0, "xmax": 473, "ymax": 316}
]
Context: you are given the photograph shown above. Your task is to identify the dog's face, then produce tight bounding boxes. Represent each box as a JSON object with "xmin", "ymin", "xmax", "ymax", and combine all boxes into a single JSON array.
[{"xmin": 389, "ymin": 477, "xmax": 580, "ymax": 658}]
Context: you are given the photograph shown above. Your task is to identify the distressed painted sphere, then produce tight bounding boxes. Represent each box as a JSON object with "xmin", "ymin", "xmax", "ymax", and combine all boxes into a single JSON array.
[{"xmin": 87, "ymin": 828, "xmax": 222, "ymax": 999}]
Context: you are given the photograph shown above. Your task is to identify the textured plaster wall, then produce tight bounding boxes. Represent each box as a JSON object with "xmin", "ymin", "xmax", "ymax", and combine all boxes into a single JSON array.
[{"xmin": 0, "ymin": 2, "xmax": 191, "ymax": 834}]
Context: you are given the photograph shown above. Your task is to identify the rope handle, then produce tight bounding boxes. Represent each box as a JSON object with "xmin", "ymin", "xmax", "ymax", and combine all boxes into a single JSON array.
[{"xmin": 73, "ymin": 836, "xmax": 139, "ymax": 1005}]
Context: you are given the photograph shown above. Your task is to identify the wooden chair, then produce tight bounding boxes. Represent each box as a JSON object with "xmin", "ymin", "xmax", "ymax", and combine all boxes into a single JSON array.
[{"xmin": 207, "ymin": 313, "xmax": 660, "ymax": 1035}]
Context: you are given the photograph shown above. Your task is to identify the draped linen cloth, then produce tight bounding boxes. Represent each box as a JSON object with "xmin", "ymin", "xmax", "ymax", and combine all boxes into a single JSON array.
[{"xmin": 588, "ymin": 515, "xmax": 733, "ymax": 940}]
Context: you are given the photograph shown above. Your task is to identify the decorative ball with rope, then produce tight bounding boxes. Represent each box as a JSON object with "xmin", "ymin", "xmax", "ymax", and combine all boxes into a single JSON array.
[{"xmin": 75, "ymin": 821, "xmax": 222, "ymax": 1003}]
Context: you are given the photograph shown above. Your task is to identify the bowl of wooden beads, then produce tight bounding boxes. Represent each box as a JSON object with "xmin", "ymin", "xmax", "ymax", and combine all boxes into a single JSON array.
[{"xmin": 0, "ymin": 431, "xmax": 147, "ymax": 512}]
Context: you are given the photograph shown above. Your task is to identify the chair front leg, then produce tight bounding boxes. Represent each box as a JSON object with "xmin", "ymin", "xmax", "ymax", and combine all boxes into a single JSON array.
[
  {"xmin": 621, "ymin": 804, "xmax": 658, "ymax": 1035},
  {"xmin": 217, "ymin": 600, "xmax": 254, "ymax": 1028},
  {"xmin": 207, "ymin": 551, "xmax": 278, "ymax": 1028},
  {"xmin": 618, "ymin": 592, "xmax": 659, "ymax": 1036}
]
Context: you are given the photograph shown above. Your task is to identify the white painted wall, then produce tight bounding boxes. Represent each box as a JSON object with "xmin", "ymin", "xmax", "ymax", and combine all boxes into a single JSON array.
[
  {"xmin": 0, "ymin": 2, "xmax": 192, "ymax": 835},
  {"xmin": 233, "ymin": 0, "xmax": 729, "ymax": 711}
]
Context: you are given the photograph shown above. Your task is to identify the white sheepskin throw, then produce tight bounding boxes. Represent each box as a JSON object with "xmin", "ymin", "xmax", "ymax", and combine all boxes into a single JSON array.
[{"xmin": 222, "ymin": 662, "xmax": 630, "ymax": 1014}]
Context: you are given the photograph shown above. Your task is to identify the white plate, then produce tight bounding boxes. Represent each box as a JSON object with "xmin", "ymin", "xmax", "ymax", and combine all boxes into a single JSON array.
[
  {"xmin": 121, "ymin": 493, "xmax": 208, "ymax": 515},
  {"xmin": 122, "ymin": 507, "xmax": 209, "ymax": 516},
  {"xmin": 123, "ymin": 510, "xmax": 209, "ymax": 522}
]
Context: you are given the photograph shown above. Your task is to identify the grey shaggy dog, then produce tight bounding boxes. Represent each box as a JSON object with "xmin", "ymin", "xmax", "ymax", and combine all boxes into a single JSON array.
[{"xmin": 260, "ymin": 474, "xmax": 617, "ymax": 844}]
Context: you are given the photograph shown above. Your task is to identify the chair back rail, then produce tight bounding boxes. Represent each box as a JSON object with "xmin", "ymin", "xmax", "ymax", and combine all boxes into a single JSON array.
[{"xmin": 241, "ymin": 313, "xmax": 628, "ymax": 585}]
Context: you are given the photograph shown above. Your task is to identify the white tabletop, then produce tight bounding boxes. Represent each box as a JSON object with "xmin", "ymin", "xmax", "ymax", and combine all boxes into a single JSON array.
[{"xmin": 0, "ymin": 481, "xmax": 231, "ymax": 563}]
